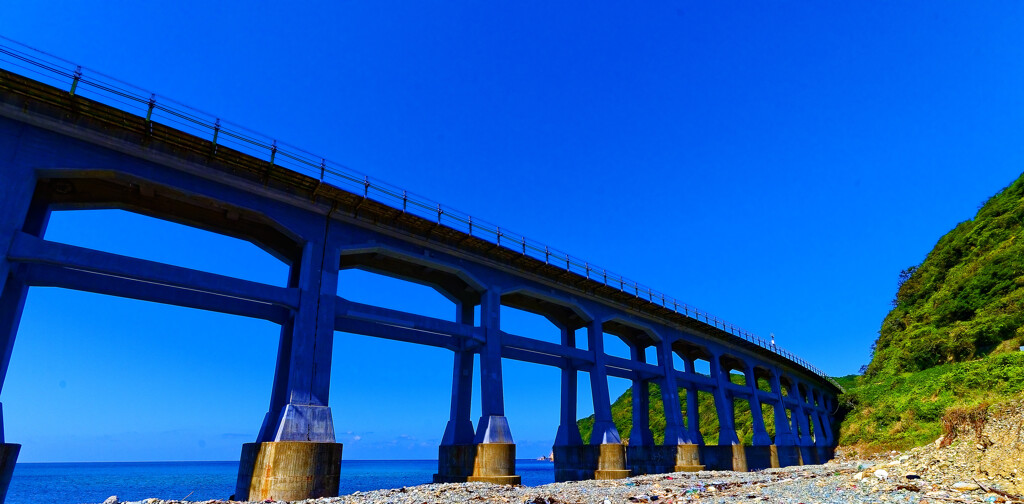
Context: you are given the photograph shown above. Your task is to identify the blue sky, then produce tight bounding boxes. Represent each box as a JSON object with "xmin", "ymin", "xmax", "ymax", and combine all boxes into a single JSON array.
[{"xmin": 1, "ymin": 1, "xmax": 1023, "ymax": 462}]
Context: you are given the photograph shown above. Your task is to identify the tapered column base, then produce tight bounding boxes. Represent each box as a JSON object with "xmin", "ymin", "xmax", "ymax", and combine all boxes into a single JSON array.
[{"xmin": 234, "ymin": 441, "xmax": 342, "ymax": 501}]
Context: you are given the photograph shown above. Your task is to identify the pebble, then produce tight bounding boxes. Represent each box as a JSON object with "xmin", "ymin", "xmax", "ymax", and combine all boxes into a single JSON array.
[
  {"xmin": 111, "ymin": 462, "xmax": 969, "ymax": 504},
  {"xmin": 873, "ymin": 469, "xmax": 890, "ymax": 479},
  {"xmin": 952, "ymin": 481, "xmax": 981, "ymax": 491}
]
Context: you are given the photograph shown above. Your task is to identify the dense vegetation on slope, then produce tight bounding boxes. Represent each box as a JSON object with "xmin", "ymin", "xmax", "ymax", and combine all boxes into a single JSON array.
[
  {"xmin": 837, "ymin": 352, "xmax": 1024, "ymax": 450},
  {"xmin": 839, "ymin": 172, "xmax": 1024, "ymax": 451},
  {"xmin": 869, "ymin": 174, "xmax": 1024, "ymax": 375},
  {"xmin": 577, "ymin": 375, "xmax": 780, "ymax": 447}
]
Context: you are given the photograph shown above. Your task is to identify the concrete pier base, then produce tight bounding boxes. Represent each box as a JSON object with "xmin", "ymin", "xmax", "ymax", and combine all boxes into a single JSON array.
[
  {"xmin": 700, "ymin": 445, "xmax": 748, "ymax": 472},
  {"xmin": 0, "ymin": 444, "xmax": 20, "ymax": 503},
  {"xmin": 553, "ymin": 444, "xmax": 630, "ymax": 481},
  {"xmin": 798, "ymin": 445, "xmax": 818, "ymax": 465},
  {"xmin": 744, "ymin": 446, "xmax": 775, "ymax": 471},
  {"xmin": 468, "ymin": 443, "xmax": 520, "ymax": 484},
  {"xmin": 774, "ymin": 445, "xmax": 802, "ymax": 468},
  {"xmin": 553, "ymin": 446, "xmax": 595, "ymax": 482},
  {"xmin": 594, "ymin": 443, "xmax": 630, "ymax": 480},
  {"xmin": 234, "ymin": 441, "xmax": 342, "ymax": 501},
  {"xmin": 627, "ymin": 445, "xmax": 704, "ymax": 475},
  {"xmin": 434, "ymin": 443, "xmax": 520, "ymax": 484},
  {"xmin": 434, "ymin": 445, "xmax": 475, "ymax": 483}
]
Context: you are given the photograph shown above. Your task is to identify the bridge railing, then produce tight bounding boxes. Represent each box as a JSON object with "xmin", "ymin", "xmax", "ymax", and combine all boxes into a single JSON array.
[{"xmin": 0, "ymin": 36, "xmax": 840, "ymax": 390}]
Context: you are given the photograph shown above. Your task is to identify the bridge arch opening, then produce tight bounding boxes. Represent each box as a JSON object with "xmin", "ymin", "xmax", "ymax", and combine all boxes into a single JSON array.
[
  {"xmin": 329, "ymin": 257, "xmax": 465, "ymax": 463},
  {"xmin": 672, "ymin": 341, "xmax": 711, "ymax": 377},
  {"xmin": 34, "ymin": 175, "xmax": 303, "ymax": 268},
  {"xmin": 3, "ymin": 205, "xmax": 292, "ymax": 467},
  {"xmin": 495, "ymin": 298, "xmax": 594, "ymax": 461},
  {"xmin": 754, "ymin": 367, "xmax": 773, "ymax": 393},
  {"xmin": 327, "ymin": 328, "xmax": 454, "ymax": 463},
  {"xmin": 338, "ymin": 248, "xmax": 483, "ymax": 307},
  {"xmin": 336, "ymin": 268, "xmax": 458, "ymax": 322},
  {"xmin": 5, "ymin": 289, "xmax": 281, "ymax": 465},
  {"xmin": 41, "ymin": 208, "xmax": 291, "ymax": 287},
  {"xmin": 601, "ymin": 318, "xmax": 659, "ymax": 362}
]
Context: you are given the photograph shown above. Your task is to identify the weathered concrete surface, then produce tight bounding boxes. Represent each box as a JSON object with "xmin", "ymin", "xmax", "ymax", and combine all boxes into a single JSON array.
[
  {"xmin": 466, "ymin": 443, "xmax": 520, "ymax": 484},
  {"xmin": 234, "ymin": 441, "xmax": 342, "ymax": 501},
  {"xmin": 594, "ymin": 443, "xmax": 630, "ymax": 480},
  {"xmin": 433, "ymin": 445, "xmax": 476, "ymax": 483},
  {"xmin": 435, "ymin": 443, "xmax": 520, "ymax": 484}
]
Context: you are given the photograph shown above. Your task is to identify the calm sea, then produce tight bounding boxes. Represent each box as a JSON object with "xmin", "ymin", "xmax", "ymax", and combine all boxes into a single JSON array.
[{"xmin": 7, "ymin": 459, "xmax": 557, "ymax": 504}]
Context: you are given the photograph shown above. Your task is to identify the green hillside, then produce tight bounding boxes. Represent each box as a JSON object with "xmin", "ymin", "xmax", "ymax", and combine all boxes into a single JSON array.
[
  {"xmin": 837, "ymin": 352, "xmax": 1024, "ymax": 449},
  {"xmin": 839, "ymin": 173, "xmax": 1024, "ymax": 451},
  {"xmin": 576, "ymin": 374, "xmax": 779, "ymax": 447},
  {"xmin": 869, "ymin": 174, "xmax": 1024, "ymax": 376}
]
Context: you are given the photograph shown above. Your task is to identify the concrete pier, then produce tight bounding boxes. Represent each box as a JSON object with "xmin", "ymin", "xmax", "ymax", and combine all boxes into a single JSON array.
[
  {"xmin": 235, "ymin": 441, "xmax": 343, "ymax": 501},
  {"xmin": 627, "ymin": 445, "xmax": 704, "ymax": 474},
  {"xmin": 467, "ymin": 443, "xmax": 520, "ymax": 484},
  {"xmin": 701, "ymin": 445, "xmax": 748, "ymax": 472}
]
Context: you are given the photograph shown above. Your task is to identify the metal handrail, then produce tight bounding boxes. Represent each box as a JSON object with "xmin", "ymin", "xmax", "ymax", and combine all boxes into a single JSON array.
[{"xmin": 0, "ymin": 36, "xmax": 840, "ymax": 391}]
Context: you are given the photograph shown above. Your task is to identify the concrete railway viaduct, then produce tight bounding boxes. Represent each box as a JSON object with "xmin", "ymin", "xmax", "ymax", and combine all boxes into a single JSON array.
[{"xmin": 0, "ymin": 44, "xmax": 840, "ymax": 502}]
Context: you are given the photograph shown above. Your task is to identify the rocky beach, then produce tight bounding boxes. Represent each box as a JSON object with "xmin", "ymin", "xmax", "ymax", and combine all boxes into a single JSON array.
[
  {"xmin": 103, "ymin": 442, "xmax": 1023, "ymax": 504},
  {"xmin": 99, "ymin": 459, "xmax": 1018, "ymax": 504}
]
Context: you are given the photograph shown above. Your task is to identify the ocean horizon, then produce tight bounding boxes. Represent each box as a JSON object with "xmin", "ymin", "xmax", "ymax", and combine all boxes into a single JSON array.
[{"xmin": 8, "ymin": 459, "xmax": 558, "ymax": 504}]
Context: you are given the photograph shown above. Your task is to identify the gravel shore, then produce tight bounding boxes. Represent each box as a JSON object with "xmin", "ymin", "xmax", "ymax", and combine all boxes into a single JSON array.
[{"xmin": 108, "ymin": 454, "xmax": 1022, "ymax": 504}]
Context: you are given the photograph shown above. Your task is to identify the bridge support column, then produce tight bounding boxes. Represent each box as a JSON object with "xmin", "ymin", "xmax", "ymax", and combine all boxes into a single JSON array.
[
  {"xmin": 0, "ymin": 171, "xmax": 46, "ymax": 501},
  {"xmin": 467, "ymin": 289, "xmax": 519, "ymax": 484},
  {"xmin": 683, "ymin": 358, "xmax": 704, "ymax": 446},
  {"xmin": 704, "ymin": 353, "xmax": 745, "ymax": 471},
  {"xmin": 743, "ymin": 363, "xmax": 774, "ymax": 471},
  {"xmin": 435, "ymin": 303, "xmax": 480, "ymax": 483},
  {"xmin": 631, "ymin": 339, "xmax": 702, "ymax": 475},
  {"xmin": 791, "ymin": 381, "xmax": 816, "ymax": 465},
  {"xmin": 628, "ymin": 345, "xmax": 654, "ymax": 449},
  {"xmin": 769, "ymin": 370, "xmax": 800, "ymax": 467},
  {"xmin": 553, "ymin": 325, "xmax": 591, "ymax": 482},
  {"xmin": 819, "ymin": 395, "xmax": 836, "ymax": 462},
  {"xmin": 809, "ymin": 390, "xmax": 831, "ymax": 463},
  {"xmin": 737, "ymin": 363, "xmax": 773, "ymax": 468},
  {"xmin": 587, "ymin": 320, "xmax": 629, "ymax": 480},
  {"xmin": 236, "ymin": 231, "xmax": 342, "ymax": 501},
  {"xmin": 745, "ymin": 364, "xmax": 772, "ymax": 447}
]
